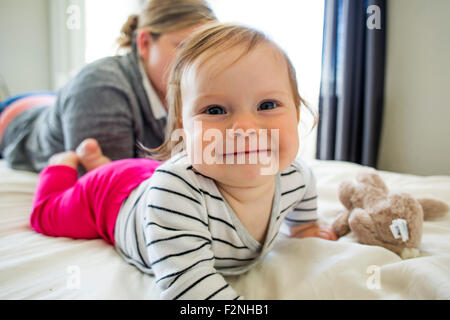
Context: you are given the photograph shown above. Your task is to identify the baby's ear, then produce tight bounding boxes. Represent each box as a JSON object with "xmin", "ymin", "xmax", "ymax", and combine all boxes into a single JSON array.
[{"xmin": 416, "ymin": 196, "xmax": 449, "ymax": 220}]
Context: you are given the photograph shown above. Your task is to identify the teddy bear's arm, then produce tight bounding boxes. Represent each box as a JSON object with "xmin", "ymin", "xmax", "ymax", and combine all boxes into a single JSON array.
[{"xmin": 331, "ymin": 210, "xmax": 351, "ymax": 237}]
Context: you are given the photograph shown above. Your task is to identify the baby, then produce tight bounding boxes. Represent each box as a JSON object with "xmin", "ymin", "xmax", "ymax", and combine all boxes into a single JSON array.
[{"xmin": 30, "ymin": 23, "xmax": 337, "ymax": 300}]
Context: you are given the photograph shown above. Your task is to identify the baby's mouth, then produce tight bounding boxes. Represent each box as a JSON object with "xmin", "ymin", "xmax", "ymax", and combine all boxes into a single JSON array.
[{"xmin": 220, "ymin": 149, "xmax": 271, "ymax": 157}]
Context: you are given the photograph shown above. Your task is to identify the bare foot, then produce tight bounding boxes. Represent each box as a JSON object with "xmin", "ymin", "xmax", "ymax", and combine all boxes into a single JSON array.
[
  {"xmin": 76, "ymin": 138, "xmax": 111, "ymax": 172},
  {"xmin": 48, "ymin": 151, "xmax": 79, "ymax": 169}
]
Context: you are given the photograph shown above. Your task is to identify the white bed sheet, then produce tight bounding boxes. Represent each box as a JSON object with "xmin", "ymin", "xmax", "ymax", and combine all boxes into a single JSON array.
[{"xmin": 1, "ymin": 159, "xmax": 449, "ymax": 299}]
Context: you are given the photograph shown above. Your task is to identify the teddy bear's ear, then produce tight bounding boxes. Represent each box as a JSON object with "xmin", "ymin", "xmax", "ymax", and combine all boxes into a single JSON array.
[
  {"xmin": 338, "ymin": 181, "xmax": 355, "ymax": 210},
  {"xmin": 356, "ymin": 169, "xmax": 388, "ymax": 194},
  {"xmin": 416, "ymin": 196, "xmax": 449, "ymax": 220}
]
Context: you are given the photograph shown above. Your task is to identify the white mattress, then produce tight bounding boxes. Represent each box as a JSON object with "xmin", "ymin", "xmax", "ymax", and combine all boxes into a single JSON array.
[{"xmin": 1, "ymin": 159, "xmax": 449, "ymax": 299}]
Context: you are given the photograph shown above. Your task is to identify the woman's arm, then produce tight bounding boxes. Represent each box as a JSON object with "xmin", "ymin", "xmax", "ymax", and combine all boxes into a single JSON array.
[{"xmin": 60, "ymin": 86, "xmax": 135, "ymax": 163}]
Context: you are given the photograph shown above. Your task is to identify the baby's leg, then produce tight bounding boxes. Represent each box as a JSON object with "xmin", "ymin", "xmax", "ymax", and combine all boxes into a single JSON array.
[
  {"xmin": 31, "ymin": 139, "xmax": 161, "ymax": 244},
  {"xmin": 31, "ymin": 138, "xmax": 111, "ymax": 240},
  {"xmin": 48, "ymin": 151, "xmax": 79, "ymax": 169},
  {"xmin": 30, "ymin": 165, "xmax": 100, "ymax": 240},
  {"xmin": 48, "ymin": 138, "xmax": 111, "ymax": 172}
]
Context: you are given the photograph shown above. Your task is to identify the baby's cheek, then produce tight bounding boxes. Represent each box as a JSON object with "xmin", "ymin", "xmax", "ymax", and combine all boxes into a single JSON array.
[
  {"xmin": 278, "ymin": 128, "xmax": 299, "ymax": 167},
  {"xmin": 182, "ymin": 124, "xmax": 203, "ymax": 161}
]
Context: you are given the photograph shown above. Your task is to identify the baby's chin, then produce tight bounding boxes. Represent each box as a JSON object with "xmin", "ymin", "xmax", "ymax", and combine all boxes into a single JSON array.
[{"xmin": 193, "ymin": 161, "xmax": 280, "ymax": 187}]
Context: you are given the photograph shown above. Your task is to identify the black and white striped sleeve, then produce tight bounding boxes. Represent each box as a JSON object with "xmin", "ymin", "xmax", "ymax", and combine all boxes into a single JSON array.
[
  {"xmin": 283, "ymin": 162, "xmax": 319, "ymax": 228},
  {"xmin": 143, "ymin": 167, "xmax": 241, "ymax": 300}
]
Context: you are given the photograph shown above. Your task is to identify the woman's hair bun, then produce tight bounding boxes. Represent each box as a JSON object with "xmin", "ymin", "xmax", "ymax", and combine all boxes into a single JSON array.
[{"xmin": 117, "ymin": 14, "xmax": 139, "ymax": 49}]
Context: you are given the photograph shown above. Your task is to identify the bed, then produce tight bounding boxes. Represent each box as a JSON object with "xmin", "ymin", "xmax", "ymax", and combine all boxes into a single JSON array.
[{"xmin": 1, "ymin": 158, "xmax": 449, "ymax": 299}]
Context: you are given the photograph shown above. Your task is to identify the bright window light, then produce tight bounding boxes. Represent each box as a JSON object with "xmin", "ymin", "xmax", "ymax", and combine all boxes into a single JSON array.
[{"xmin": 84, "ymin": 0, "xmax": 142, "ymax": 63}]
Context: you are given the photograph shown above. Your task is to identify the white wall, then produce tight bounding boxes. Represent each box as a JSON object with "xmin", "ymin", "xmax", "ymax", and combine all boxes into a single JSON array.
[
  {"xmin": 378, "ymin": 0, "xmax": 450, "ymax": 176},
  {"xmin": 0, "ymin": 0, "xmax": 146, "ymax": 94},
  {"xmin": 0, "ymin": 0, "xmax": 51, "ymax": 95}
]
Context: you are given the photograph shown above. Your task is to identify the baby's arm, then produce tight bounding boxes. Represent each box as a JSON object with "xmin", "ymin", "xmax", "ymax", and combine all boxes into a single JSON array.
[
  {"xmin": 283, "ymin": 163, "xmax": 337, "ymax": 241},
  {"xmin": 143, "ymin": 167, "xmax": 241, "ymax": 300},
  {"xmin": 290, "ymin": 221, "xmax": 337, "ymax": 240}
]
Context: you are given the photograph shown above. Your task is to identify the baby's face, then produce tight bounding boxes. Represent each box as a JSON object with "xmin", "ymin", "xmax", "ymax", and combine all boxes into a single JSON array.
[{"xmin": 181, "ymin": 42, "xmax": 299, "ymax": 187}]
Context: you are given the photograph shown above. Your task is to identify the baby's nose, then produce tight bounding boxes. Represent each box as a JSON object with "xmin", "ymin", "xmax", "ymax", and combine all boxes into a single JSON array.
[
  {"xmin": 227, "ymin": 114, "xmax": 260, "ymax": 138},
  {"xmin": 226, "ymin": 128, "xmax": 257, "ymax": 139}
]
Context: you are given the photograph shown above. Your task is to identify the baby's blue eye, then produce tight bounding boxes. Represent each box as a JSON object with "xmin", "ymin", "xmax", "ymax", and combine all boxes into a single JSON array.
[
  {"xmin": 205, "ymin": 106, "xmax": 226, "ymax": 115},
  {"xmin": 258, "ymin": 101, "xmax": 277, "ymax": 111}
]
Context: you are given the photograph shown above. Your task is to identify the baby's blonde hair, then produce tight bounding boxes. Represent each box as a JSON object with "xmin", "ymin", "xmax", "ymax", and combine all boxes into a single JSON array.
[{"xmin": 145, "ymin": 22, "xmax": 318, "ymax": 161}]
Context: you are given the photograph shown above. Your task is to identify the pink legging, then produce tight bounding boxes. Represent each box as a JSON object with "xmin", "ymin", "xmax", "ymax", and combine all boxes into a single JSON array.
[{"xmin": 30, "ymin": 158, "xmax": 162, "ymax": 245}]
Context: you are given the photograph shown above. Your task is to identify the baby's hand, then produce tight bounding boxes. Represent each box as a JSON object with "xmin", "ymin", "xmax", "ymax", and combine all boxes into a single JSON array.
[{"xmin": 291, "ymin": 223, "xmax": 338, "ymax": 241}]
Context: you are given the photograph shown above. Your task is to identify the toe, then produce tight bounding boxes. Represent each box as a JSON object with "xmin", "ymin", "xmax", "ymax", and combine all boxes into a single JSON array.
[{"xmin": 76, "ymin": 138, "xmax": 101, "ymax": 158}]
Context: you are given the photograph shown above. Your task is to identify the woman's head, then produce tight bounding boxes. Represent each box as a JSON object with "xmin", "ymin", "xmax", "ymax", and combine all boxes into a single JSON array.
[
  {"xmin": 148, "ymin": 23, "xmax": 317, "ymax": 184},
  {"xmin": 117, "ymin": 0, "xmax": 216, "ymax": 104}
]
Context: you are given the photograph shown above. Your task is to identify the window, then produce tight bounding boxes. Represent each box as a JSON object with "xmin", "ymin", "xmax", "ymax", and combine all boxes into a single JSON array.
[{"xmin": 84, "ymin": 0, "xmax": 143, "ymax": 63}]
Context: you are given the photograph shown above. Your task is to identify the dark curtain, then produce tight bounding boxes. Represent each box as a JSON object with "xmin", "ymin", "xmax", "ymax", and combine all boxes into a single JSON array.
[{"xmin": 316, "ymin": 0, "xmax": 386, "ymax": 168}]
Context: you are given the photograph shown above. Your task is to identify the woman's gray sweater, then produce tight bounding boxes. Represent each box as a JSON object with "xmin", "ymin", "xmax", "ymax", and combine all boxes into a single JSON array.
[{"xmin": 0, "ymin": 51, "xmax": 167, "ymax": 173}]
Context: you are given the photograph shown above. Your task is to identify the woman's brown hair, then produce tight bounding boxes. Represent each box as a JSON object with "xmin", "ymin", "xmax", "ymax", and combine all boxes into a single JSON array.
[{"xmin": 117, "ymin": 0, "xmax": 216, "ymax": 50}]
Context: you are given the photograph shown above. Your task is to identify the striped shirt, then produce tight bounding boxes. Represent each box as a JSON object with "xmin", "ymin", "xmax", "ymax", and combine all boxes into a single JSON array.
[{"xmin": 114, "ymin": 152, "xmax": 318, "ymax": 300}]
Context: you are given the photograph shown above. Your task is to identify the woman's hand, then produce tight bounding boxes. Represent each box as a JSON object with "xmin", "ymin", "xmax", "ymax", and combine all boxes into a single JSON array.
[{"xmin": 290, "ymin": 222, "xmax": 338, "ymax": 241}]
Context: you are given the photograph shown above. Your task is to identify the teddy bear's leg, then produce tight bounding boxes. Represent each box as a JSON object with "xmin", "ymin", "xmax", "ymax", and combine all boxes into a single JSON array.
[
  {"xmin": 416, "ymin": 196, "xmax": 449, "ymax": 220},
  {"xmin": 400, "ymin": 248, "xmax": 420, "ymax": 259}
]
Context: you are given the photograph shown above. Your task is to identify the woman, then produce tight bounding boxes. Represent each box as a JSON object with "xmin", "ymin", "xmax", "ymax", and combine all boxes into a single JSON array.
[{"xmin": 0, "ymin": 0, "xmax": 216, "ymax": 174}]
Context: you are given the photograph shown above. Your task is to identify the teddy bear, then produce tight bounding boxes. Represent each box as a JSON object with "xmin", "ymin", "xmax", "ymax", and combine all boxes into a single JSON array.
[{"xmin": 331, "ymin": 168, "xmax": 449, "ymax": 259}]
